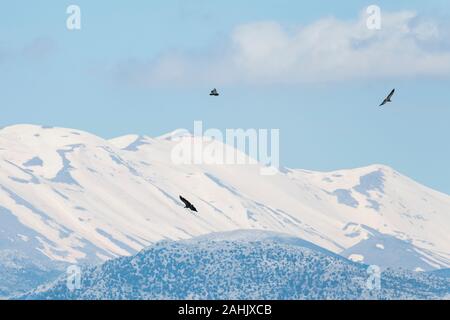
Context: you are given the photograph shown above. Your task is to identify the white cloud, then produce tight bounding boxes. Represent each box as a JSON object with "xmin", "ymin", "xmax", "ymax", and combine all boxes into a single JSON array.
[{"xmin": 114, "ymin": 10, "xmax": 450, "ymax": 86}]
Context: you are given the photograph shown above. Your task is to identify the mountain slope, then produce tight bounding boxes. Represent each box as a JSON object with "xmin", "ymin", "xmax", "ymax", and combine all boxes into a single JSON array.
[
  {"xmin": 0, "ymin": 124, "xmax": 449, "ymax": 276},
  {"xmin": 0, "ymin": 250, "xmax": 63, "ymax": 299},
  {"xmin": 21, "ymin": 230, "xmax": 450, "ymax": 300}
]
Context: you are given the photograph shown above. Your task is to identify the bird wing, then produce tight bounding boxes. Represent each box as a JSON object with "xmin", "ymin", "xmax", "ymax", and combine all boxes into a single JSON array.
[
  {"xmin": 387, "ymin": 89, "xmax": 395, "ymax": 100},
  {"xmin": 379, "ymin": 89, "xmax": 395, "ymax": 106},
  {"xmin": 179, "ymin": 196, "xmax": 189, "ymax": 207}
]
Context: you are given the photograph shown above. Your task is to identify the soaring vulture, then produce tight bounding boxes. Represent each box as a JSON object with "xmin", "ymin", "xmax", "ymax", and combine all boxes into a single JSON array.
[
  {"xmin": 380, "ymin": 89, "xmax": 395, "ymax": 106},
  {"xmin": 209, "ymin": 88, "xmax": 219, "ymax": 96},
  {"xmin": 179, "ymin": 195, "xmax": 198, "ymax": 212}
]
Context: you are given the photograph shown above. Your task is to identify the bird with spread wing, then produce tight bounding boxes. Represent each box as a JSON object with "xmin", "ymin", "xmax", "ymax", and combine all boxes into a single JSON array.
[
  {"xmin": 380, "ymin": 89, "xmax": 395, "ymax": 107},
  {"xmin": 179, "ymin": 195, "xmax": 198, "ymax": 212},
  {"xmin": 209, "ymin": 88, "xmax": 219, "ymax": 96}
]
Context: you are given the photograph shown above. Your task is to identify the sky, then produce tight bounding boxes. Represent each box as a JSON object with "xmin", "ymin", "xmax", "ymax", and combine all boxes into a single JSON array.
[{"xmin": 0, "ymin": 1, "xmax": 450, "ymax": 194}]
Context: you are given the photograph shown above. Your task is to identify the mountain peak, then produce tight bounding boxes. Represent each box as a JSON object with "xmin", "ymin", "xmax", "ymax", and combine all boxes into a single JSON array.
[
  {"xmin": 0, "ymin": 123, "xmax": 101, "ymax": 139},
  {"xmin": 156, "ymin": 129, "xmax": 193, "ymax": 141},
  {"xmin": 361, "ymin": 164, "xmax": 396, "ymax": 174}
]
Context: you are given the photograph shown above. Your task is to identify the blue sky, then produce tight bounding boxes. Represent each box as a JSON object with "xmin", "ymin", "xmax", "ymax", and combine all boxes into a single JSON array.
[{"xmin": 1, "ymin": 1, "xmax": 450, "ymax": 194}]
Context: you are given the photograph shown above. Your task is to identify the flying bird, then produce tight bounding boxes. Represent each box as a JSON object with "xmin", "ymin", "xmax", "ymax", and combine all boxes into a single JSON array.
[
  {"xmin": 379, "ymin": 89, "xmax": 395, "ymax": 107},
  {"xmin": 209, "ymin": 88, "xmax": 219, "ymax": 96},
  {"xmin": 179, "ymin": 195, "xmax": 198, "ymax": 212}
]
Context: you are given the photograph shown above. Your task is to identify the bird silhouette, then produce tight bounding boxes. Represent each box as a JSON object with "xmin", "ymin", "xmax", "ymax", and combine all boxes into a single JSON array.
[
  {"xmin": 380, "ymin": 89, "xmax": 395, "ymax": 106},
  {"xmin": 209, "ymin": 88, "xmax": 219, "ymax": 96},
  {"xmin": 179, "ymin": 195, "xmax": 198, "ymax": 212}
]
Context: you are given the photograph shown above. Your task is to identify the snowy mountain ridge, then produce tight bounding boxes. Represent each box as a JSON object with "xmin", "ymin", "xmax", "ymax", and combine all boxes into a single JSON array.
[
  {"xmin": 0, "ymin": 124, "xmax": 449, "ymax": 274},
  {"xmin": 21, "ymin": 230, "xmax": 450, "ymax": 300}
]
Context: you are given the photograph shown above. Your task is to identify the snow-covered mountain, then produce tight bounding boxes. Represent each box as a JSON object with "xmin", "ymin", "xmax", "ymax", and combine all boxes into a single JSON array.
[
  {"xmin": 0, "ymin": 124, "xmax": 449, "ymax": 278},
  {"xmin": 0, "ymin": 250, "xmax": 63, "ymax": 299},
  {"xmin": 21, "ymin": 230, "xmax": 450, "ymax": 300}
]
